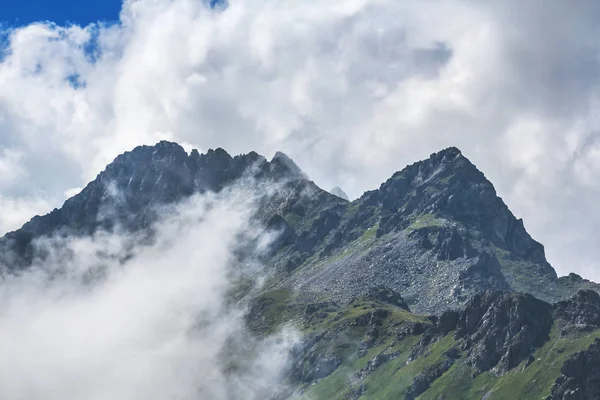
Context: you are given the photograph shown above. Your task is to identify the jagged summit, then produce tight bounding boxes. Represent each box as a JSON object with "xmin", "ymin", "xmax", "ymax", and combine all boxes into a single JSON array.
[
  {"xmin": 3, "ymin": 141, "xmax": 600, "ymax": 399},
  {"xmin": 422, "ymin": 146, "xmax": 469, "ymax": 171},
  {"xmin": 359, "ymin": 146, "xmax": 549, "ymax": 268},
  {"xmin": 429, "ymin": 146, "xmax": 466, "ymax": 163},
  {"xmin": 0, "ymin": 142, "xmax": 310, "ymax": 268},
  {"xmin": 270, "ymin": 151, "xmax": 307, "ymax": 179},
  {"xmin": 380, "ymin": 146, "xmax": 488, "ymax": 196},
  {"xmin": 1, "ymin": 141, "xmax": 597, "ymax": 315},
  {"xmin": 276, "ymin": 145, "xmax": 595, "ymax": 313},
  {"xmin": 437, "ymin": 145, "xmax": 462, "ymax": 156}
]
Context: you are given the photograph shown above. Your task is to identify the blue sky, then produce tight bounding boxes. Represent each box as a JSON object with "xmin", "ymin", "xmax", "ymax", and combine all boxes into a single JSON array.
[{"xmin": 0, "ymin": 0, "xmax": 123, "ymax": 27}]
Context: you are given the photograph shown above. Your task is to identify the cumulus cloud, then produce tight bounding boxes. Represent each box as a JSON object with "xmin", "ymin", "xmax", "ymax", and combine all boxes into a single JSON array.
[
  {"xmin": 0, "ymin": 0, "xmax": 599, "ymax": 278},
  {"xmin": 0, "ymin": 189, "xmax": 296, "ymax": 399}
]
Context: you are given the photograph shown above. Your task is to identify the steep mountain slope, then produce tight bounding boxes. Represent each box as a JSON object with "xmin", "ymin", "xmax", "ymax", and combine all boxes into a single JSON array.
[
  {"xmin": 266, "ymin": 147, "xmax": 599, "ymax": 313},
  {"xmin": 248, "ymin": 286, "xmax": 600, "ymax": 399},
  {"xmin": 0, "ymin": 141, "xmax": 343, "ymax": 268},
  {"xmin": 2, "ymin": 140, "xmax": 600, "ymax": 399},
  {"xmin": 0, "ymin": 142, "xmax": 597, "ymax": 313}
]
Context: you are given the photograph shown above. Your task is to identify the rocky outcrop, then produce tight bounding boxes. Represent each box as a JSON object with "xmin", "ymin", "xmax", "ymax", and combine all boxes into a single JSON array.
[
  {"xmin": 456, "ymin": 291, "xmax": 553, "ymax": 374},
  {"xmin": 361, "ymin": 286, "xmax": 411, "ymax": 311},
  {"xmin": 459, "ymin": 251, "xmax": 512, "ymax": 293},
  {"xmin": 258, "ymin": 288, "xmax": 600, "ymax": 399},
  {"xmin": 2, "ymin": 142, "xmax": 599, "ymax": 317},
  {"xmin": 405, "ymin": 348, "xmax": 461, "ymax": 400},
  {"xmin": 370, "ymin": 147, "xmax": 552, "ymax": 268},
  {"xmin": 554, "ymin": 290, "xmax": 600, "ymax": 332},
  {"xmin": 407, "ymin": 225, "xmax": 476, "ymax": 261},
  {"xmin": 551, "ymin": 338, "xmax": 600, "ymax": 400},
  {"xmin": 288, "ymin": 333, "xmax": 343, "ymax": 383},
  {"xmin": 0, "ymin": 141, "xmax": 344, "ymax": 270},
  {"xmin": 353, "ymin": 348, "xmax": 401, "ymax": 381},
  {"xmin": 353, "ymin": 309, "xmax": 390, "ymax": 327},
  {"xmin": 433, "ymin": 310, "xmax": 460, "ymax": 335},
  {"xmin": 304, "ymin": 301, "xmax": 339, "ymax": 326}
]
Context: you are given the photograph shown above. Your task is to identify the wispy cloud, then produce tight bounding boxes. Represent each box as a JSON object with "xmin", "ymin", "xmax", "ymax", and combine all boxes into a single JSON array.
[{"xmin": 0, "ymin": 188, "xmax": 296, "ymax": 399}]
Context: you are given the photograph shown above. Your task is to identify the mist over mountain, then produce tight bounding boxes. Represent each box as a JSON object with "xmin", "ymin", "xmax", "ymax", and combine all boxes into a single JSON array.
[
  {"xmin": 1, "ymin": 141, "xmax": 600, "ymax": 399},
  {"xmin": 330, "ymin": 187, "xmax": 350, "ymax": 201}
]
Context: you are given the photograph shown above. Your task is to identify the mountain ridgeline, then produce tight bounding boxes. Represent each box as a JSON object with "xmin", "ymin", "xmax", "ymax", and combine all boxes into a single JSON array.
[{"xmin": 1, "ymin": 141, "xmax": 600, "ymax": 399}]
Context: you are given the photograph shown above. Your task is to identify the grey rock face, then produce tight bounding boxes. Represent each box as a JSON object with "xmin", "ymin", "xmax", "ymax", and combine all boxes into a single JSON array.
[
  {"xmin": 0, "ymin": 142, "xmax": 318, "ymax": 269},
  {"xmin": 371, "ymin": 147, "xmax": 551, "ymax": 268},
  {"xmin": 551, "ymin": 338, "xmax": 600, "ymax": 400},
  {"xmin": 270, "ymin": 146, "xmax": 595, "ymax": 314},
  {"xmin": 1, "ymin": 143, "xmax": 598, "ymax": 316},
  {"xmin": 456, "ymin": 291, "xmax": 553, "ymax": 374},
  {"xmin": 554, "ymin": 290, "xmax": 600, "ymax": 332},
  {"xmin": 405, "ymin": 348, "xmax": 461, "ymax": 400},
  {"xmin": 353, "ymin": 349, "xmax": 400, "ymax": 381},
  {"xmin": 436, "ymin": 310, "xmax": 460, "ymax": 335},
  {"xmin": 360, "ymin": 286, "xmax": 410, "ymax": 311},
  {"xmin": 459, "ymin": 251, "xmax": 512, "ymax": 293}
]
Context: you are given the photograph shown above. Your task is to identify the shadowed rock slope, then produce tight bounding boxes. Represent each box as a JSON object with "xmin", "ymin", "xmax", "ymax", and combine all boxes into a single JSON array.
[
  {"xmin": 247, "ymin": 287, "xmax": 600, "ymax": 399},
  {"xmin": 0, "ymin": 141, "xmax": 343, "ymax": 268},
  {"xmin": 0, "ymin": 142, "xmax": 598, "ymax": 314},
  {"xmin": 1, "ymin": 141, "xmax": 600, "ymax": 398},
  {"xmin": 266, "ymin": 146, "xmax": 599, "ymax": 313}
]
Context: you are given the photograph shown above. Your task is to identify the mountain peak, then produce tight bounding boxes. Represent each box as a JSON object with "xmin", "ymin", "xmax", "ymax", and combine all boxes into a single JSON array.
[
  {"xmin": 423, "ymin": 146, "xmax": 484, "ymax": 181},
  {"xmin": 206, "ymin": 147, "xmax": 231, "ymax": 157},
  {"xmin": 329, "ymin": 186, "xmax": 349, "ymax": 201},
  {"xmin": 270, "ymin": 151, "xmax": 307, "ymax": 179},
  {"xmin": 0, "ymin": 142, "xmax": 312, "ymax": 268},
  {"xmin": 362, "ymin": 146, "xmax": 556, "ymax": 290},
  {"xmin": 2, "ymin": 141, "xmax": 599, "ymax": 399},
  {"xmin": 430, "ymin": 146, "xmax": 463, "ymax": 160},
  {"xmin": 1, "ymin": 141, "xmax": 596, "ymax": 319},
  {"xmin": 156, "ymin": 139, "xmax": 182, "ymax": 148},
  {"xmin": 136, "ymin": 139, "xmax": 186, "ymax": 155},
  {"xmin": 112, "ymin": 140, "xmax": 188, "ymax": 164}
]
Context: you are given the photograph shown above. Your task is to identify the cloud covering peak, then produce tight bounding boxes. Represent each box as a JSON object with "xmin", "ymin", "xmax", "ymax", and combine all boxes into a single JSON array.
[{"xmin": 0, "ymin": 189, "xmax": 296, "ymax": 399}]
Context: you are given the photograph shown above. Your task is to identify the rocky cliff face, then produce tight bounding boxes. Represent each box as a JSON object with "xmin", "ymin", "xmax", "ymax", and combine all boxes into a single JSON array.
[
  {"xmin": 1, "ymin": 142, "xmax": 597, "ymax": 313},
  {"xmin": 0, "ymin": 141, "xmax": 336, "ymax": 268},
  {"xmin": 551, "ymin": 338, "xmax": 600, "ymax": 400},
  {"xmin": 2, "ymin": 141, "xmax": 600, "ymax": 399},
  {"xmin": 265, "ymin": 147, "xmax": 598, "ymax": 313},
  {"xmin": 455, "ymin": 291, "xmax": 552, "ymax": 374},
  {"xmin": 369, "ymin": 147, "xmax": 548, "ymax": 266},
  {"xmin": 247, "ymin": 287, "xmax": 600, "ymax": 399}
]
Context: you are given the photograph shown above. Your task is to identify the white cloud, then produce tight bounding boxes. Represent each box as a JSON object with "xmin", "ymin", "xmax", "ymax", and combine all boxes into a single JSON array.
[
  {"xmin": 0, "ymin": 0, "xmax": 599, "ymax": 279},
  {"xmin": 0, "ymin": 189, "xmax": 296, "ymax": 400},
  {"xmin": 0, "ymin": 195, "xmax": 54, "ymax": 234},
  {"xmin": 0, "ymin": 148, "xmax": 26, "ymax": 187}
]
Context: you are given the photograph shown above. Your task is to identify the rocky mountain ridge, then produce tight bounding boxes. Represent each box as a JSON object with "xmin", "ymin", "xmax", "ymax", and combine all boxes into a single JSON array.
[
  {"xmin": 257, "ymin": 286, "xmax": 600, "ymax": 399},
  {"xmin": 1, "ymin": 141, "xmax": 600, "ymax": 398},
  {"xmin": 1, "ymin": 141, "xmax": 597, "ymax": 312}
]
